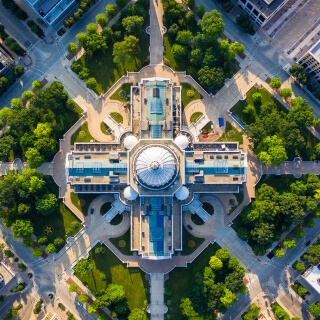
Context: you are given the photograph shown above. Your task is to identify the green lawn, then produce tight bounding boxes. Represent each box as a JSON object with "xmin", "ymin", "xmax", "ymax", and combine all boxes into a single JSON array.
[
  {"xmin": 181, "ymin": 83, "xmax": 203, "ymax": 109},
  {"xmin": 100, "ymin": 122, "xmax": 110, "ymax": 135},
  {"xmin": 74, "ymin": 243, "xmax": 148, "ymax": 311},
  {"xmin": 165, "ymin": 243, "xmax": 220, "ymax": 319},
  {"xmin": 110, "ymin": 112, "xmax": 123, "ymax": 124},
  {"xmin": 221, "ymin": 121, "xmax": 244, "ymax": 144},
  {"xmin": 31, "ymin": 177, "xmax": 81, "ymax": 243},
  {"xmin": 110, "ymin": 83, "xmax": 133, "ymax": 103},
  {"xmin": 182, "ymin": 226, "xmax": 205, "ymax": 256},
  {"xmin": 190, "ymin": 112, "xmax": 203, "ymax": 124},
  {"xmin": 70, "ymin": 192, "xmax": 99, "ymax": 216},
  {"xmin": 231, "ymin": 87, "xmax": 287, "ymax": 126},
  {"xmin": 76, "ymin": 34, "xmax": 149, "ymax": 94},
  {"xmin": 109, "ymin": 228, "xmax": 132, "ymax": 255},
  {"xmin": 100, "ymin": 202, "xmax": 112, "ymax": 215},
  {"xmin": 70, "ymin": 122, "xmax": 96, "ymax": 144},
  {"xmin": 256, "ymin": 175, "xmax": 298, "ymax": 193}
]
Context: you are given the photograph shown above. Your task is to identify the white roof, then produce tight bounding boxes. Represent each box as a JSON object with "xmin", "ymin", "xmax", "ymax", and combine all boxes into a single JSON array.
[
  {"xmin": 174, "ymin": 135, "xmax": 189, "ymax": 150},
  {"xmin": 123, "ymin": 186, "xmax": 138, "ymax": 201},
  {"xmin": 135, "ymin": 146, "xmax": 176, "ymax": 188},
  {"xmin": 175, "ymin": 185, "xmax": 189, "ymax": 201},
  {"xmin": 123, "ymin": 135, "xmax": 138, "ymax": 150},
  {"xmin": 303, "ymin": 265, "xmax": 320, "ymax": 294}
]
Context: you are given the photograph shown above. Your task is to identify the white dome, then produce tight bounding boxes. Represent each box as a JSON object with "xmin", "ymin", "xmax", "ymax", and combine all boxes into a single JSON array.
[
  {"xmin": 174, "ymin": 135, "xmax": 189, "ymax": 150},
  {"xmin": 124, "ymin": 186, "xmax": 138, "ymax": 201},
  {"xmin": 175, "ymin": 185, "xmax": 189, "ymax": 201},
  {"xmin": 135, "ymin": 146, "xmax": 176, "ymax": 188},
  {"xmin": 124, "ymin": 135, "xmax": 138, "ymax": 150}
]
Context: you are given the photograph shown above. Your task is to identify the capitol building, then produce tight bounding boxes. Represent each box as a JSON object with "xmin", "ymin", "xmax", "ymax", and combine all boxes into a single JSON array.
[{"xmin": 66, "ymin": 78, "xmax": 247, "ymax": 259}]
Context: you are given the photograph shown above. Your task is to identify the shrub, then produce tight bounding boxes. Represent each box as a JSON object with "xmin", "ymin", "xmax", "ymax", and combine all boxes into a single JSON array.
[
  {"xmin": 27, "ymin": 20, "xmax": 44, "ymax": 38},
  {"xmin": 11, "ymin": 282, "xmax": 26, "ymax": 293},
  {"xmin": 46, "ymin": 243, "xmax": 57, "ymax": 254},
  {"xmin": 4, "ymin": 249, "xmax": 14, "ymax": 258},
  {"xmin": 37, "ymin": 236, "xmax": 48, "ymax": 245},
  {"xmin": 69, "ymin": 283, "xmax": 78, "ymax": 292},
  {"xmin": 68, "ymin": 42, "xmax": 78, "ymax": 54},
  {"xmin": 23, "ymin": 237, "xmax": 33, "ymax": 248},
  {"xmin": 13, "ymin": 66, "xmax": 24, "ymax": 78},
  {"xmin": 78, "ymin": 294, "xmax": 89, "ymax": 303},
  {"xmin": 282, "ymin": 238, "xmax": 296, "ymax": 249},
  {"xmin": 274, "ymin": 248, "xmax": 285, "ymax": 258},
  {"xmin": 18, "ymin": 263, "xmax": 27, "ymax": 271},
  {"xmin": 116, "ymin": 0, "xmax": 127, "ymax": 8},
  {"xmin": 292, "ymin": 260, "xmax": 305, "ymax": 272},
  {"xmin": 32, "ymin": 247, "xmax": 43, "ymax": 257},
  {"xmin": 58, "ymin": 303, "xmax": 66, "ymax": 311},
  {"xmin": 5, "ymin": 38, "xmax": 25, "ymax": 56},
  {"xmin": 33, "ymin": 300, "xmax": 43, "ymax": 314}
]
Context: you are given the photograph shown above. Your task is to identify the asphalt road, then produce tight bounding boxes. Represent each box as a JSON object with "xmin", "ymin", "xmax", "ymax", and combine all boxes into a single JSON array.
[
  {"xmin": 224, "ymin": 218, "xmax": 320, "ymax": 319},
  {"xmin": 0, "ymin": 2, "xmax": 37, "ymax": 49}
]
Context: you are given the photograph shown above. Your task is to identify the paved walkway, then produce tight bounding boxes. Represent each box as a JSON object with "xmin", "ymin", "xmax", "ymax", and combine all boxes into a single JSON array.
[{"xmin": 147, "ymin": 273, "xmax": 167, "ymax": 320}]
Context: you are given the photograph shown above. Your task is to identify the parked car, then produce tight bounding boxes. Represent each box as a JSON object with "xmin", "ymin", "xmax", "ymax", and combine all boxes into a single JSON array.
[
  {"xmin": 90, "ymin": 208, "xmax": 94, "ymax": 214},
  {"xmin": 187, "ymin": 225, "xmax": 193, "ymax": 231},
  {"xmin": 305, "ymin": 240, "xmax": 311, "ymax": 246}
]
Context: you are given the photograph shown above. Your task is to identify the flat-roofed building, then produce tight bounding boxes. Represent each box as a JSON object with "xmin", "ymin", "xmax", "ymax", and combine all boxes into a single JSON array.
[
  {"xmin": 65, "ymin": 78, "xmax": 247, "ymax": 259},
  {"xmin": 23, "ymin": 0, "xmax": 75, "ymax": 26},
  {"xmin": 236, "ymin": 0, "xmax": 288, "ymax": 26},
  {"xmin": 298, "ymin": 40, "xmax": 320, "ymax": 83},
  {"xmin": 0, "ymin": 49, "xmax": 14, "ymax": 76}
]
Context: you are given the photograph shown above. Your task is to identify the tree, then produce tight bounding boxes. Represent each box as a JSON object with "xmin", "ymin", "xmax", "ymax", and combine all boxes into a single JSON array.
[
  {"xmin": 198, "ymin": 66, "xmax": 225, "ymax": 91},
  {"xmin": 25, "ymin": 148, "xmax": 44, "ymax": 168},
  {"xmin": 67, "ymin": 42, "xmax": 78, "ymax": 54},
  {"xmin": 78, "ymin": 294, "xmax": 89, "ymax": 304},
  {"xmin": 252, "ymin": 92, "xmax": 262, "ymax": 105},
  {"xmin": 216, "ymin": 248, "xmax": 230, "ymax": 261},
  {"xmin": 0, "ymin": 107, "xmax": 12, "ymax": 121},
  {"xmin": 105, "ymin": 283, "xmax": 125, "ymax": 303},
  {"xmin": 73, "ymin": 258, "xmax": 94, "ymax": 277},
  {"xmin": 69, "ymin": 283, "xmax": 78, "ymax": 292},
  {"xmin": 23, "ymin": 237, "xmax": 33, "ymax": 247},
  {"xmin": 116, "ymin": 0, "xmax": 127, "ymax": 8},
  {"xmin": 128, "ymin": 308, "xmax": 148, "ymax": 320},
  {"xmin": 236, "ymin": 13, "xmax": 255, "ymax": 34},
  {"xmin": 290, "ymin": 180, "xmax": 307, "ymax": 195},
  {"xmin": 293, "ymin": 227, "xmax": 305, "ymax": 238},
  {"xmin": 189, "ymin": 48, "xmax": 203, "ymax": 66},
  {"xmin": 12, "ymin": 220, "xmax": 33, "ymax": 238},
  {"xmin": 95, "ymin": 247, "xmax": 105, "ymax": 254},
  {"xmin": 32, "ymin": 80, "xmax": 42, "ymax": 90},
  {"xmin": 220, "ymin": 288, "xmax": 237, "ymax": 307},
  {"xmin": 86, "ymin": 23, "xmax": 98, "ymax": 34},
  {"xmin": 13, "ymin": 65, "xmax": 24, "ymax": 77},
  {"xmin": 18, "ymin": 203, "xmax": 31, "ymax": 216},
  {"xmin": 289, "ymin": 64, "xmax": 309, "ymax": 85},
  {"xmin": 195, "ymin": 5, "xmax": 205, "ymax": 18},
  {"xmin": 243, "ymin": 303, "xmax": 260, "ymax": 320},
  {"xmin": 258, "ymin": 135, "xmax": 287, "ymax": 166},
  {"xmin": 281, "ymin": 88, "xmax": 292, "ymax": 100},
  {"xmin": 251, "ymin": 222, "xmax": 274, "ymax": 245},
  {"xmin": 198, "ymin": 10, "xmax": 224, "ymax": 43},
  {"xmin": 176, "ymin": 30, "xmax": 193, "ymax": 46},
  {"xmin": 219, "ymin": 39, "xmax": 245, "ymax": 60},
  {"xmin": 96, "ymin": 13, "xmax": 108, "ymax": 27},
  {"xmin": 0, "ymin": 135, "xmax": 15, "ymax": 161},
  {"xmin": 76, "ymin": 32, "xmax": 88, "ymax": 47},
  {"xmin": 32, "ymin": 247, "xmax": 43, "ymax": 257},
  {"xmin": 282, "ymin": 238, "xmax": 296, "ymax": 249},
  {"xmin": 293, "ymin": 261, "xmax": 305, "ymax": 272},
  {"xmin": 269, "ymin": 78, "xmax": 282, "ymax": 90},
  {"xmin": 289, "ymin": 97, "xmax": 315, "ymax": 127},
  {"xmin": 106, "ymin": 4, "xmax": 117, "ymax": 17},
  {"xmin": 86, "ymin": 78, "xmax": 97, "ymax": 90},
  {"xmin": 34, "ymin": 122, "xmax": 52, "ymax": 138},
  {"xmin": 113, "ymin": 35, "xmax": 140, "ymax": 68},
  {"xmin": 35, "ymin": 193, "xmax": 58, "ymax": 215},
  {"xmin": 274, "ymin": 248, "xmax": 285, "ymax": 258},
  {"xmin": 309, "ymin": 302, "xmax": 320, "ymax": 318},
  {"xmin": 11, "ymin": 98, "xmax": 23, "ymax": 109},
  {"xmin": 303, "ymin": 217, "xmax": 315, "ymax": 228},
  {"xmin": 22, "ymin": 90, "xmax": 33, "ymax": 100},
  {"xmin": 303, "ymin": 243, "xmax": 320, "ymax": 264},
  {"xmin": 46, "ymin": 243, "xmax": 57, "ymax": 254},
  {"xmin": 171, "ymin": 44, "xmax": 187, "ymax": 59},
  {"xmin": 209, "ymin": 256, "xmax": 223, "ymax": 270},
  {"xmin": 180, "ymin": 297, "xmax": 201, "ymax": 318},
  {"xmin": 122, "ymin": 15, "xmax": 144, "ymax": 35},
  {"xmin": 34, "ymin": 137, "xmax": 57, "ymax": 159}
]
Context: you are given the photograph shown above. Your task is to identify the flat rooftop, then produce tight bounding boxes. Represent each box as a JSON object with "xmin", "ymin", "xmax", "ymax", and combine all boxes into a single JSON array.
[
  {"xmin": 247, "ymin": 0, "xmax": 286, "ymax": 18},
  {"xmin": 310, "ymin": 40, "xmax": 320, "ymax": 61},
  {"xmin": 303, "ymin": 265, "xmax": 320, "ymax": 295}
]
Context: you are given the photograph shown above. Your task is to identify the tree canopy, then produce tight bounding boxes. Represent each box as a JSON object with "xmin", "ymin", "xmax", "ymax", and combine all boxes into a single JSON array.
[{"xmin": 198, "ymin": 10, "xmax": 224, "ymax": 43}]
